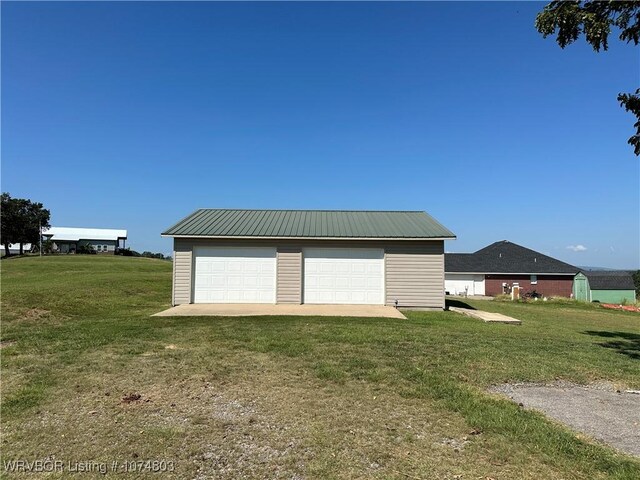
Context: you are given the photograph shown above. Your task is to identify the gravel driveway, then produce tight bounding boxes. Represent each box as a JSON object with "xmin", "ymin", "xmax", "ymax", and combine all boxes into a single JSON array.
[{"xmin": 490, "ymin": 382, "xmax": 640, "ymax": 457}]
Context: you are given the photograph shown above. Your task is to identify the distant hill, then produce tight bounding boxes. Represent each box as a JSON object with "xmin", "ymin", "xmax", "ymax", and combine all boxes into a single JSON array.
[
  {"xmin": 578, "ymin": 266, "xmax": 616, "ymax": 271},
  {"xmin": 578, "ymin": 266, "xmax": 638, "ymax": 272}
]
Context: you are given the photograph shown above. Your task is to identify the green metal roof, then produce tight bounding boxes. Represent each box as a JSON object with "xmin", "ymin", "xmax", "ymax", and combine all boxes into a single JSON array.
[{"xmin": 162, "ymin": 209, "xmax": 455, "ymax": 239}]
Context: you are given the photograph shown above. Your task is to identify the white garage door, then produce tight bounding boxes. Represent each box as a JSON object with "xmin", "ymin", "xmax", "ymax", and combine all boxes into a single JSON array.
[
  {"xmin": 193, "ymin": 247, "xmax": 276, "ymax": 303},
  {"xmin": 445, "ymin": 274, "xmax": 485, "ymax": 296},
  {"xmin": 303, "ymin": 248, "xmax": 384, "ymax": 305}
]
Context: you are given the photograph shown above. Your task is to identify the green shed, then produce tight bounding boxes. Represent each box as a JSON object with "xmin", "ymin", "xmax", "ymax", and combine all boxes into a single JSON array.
[
  {"xmin": 582, "ymin": 271, "xmax": 636, "ymax": 304},
  {"xmin": 573, "ymin": 272, "xmax": 589, "ymax": 301}
]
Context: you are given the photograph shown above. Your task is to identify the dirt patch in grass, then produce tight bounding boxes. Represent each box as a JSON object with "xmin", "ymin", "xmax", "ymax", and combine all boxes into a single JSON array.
[
  {"xmin": 0, "ymin": 340, "xmax": 16, "ymax": 349},
  {"xmin": 11, "ymin": 307, "xmax": 68, "ymax": 326},
  {"xmin": 121, "ymin": 393, "xmax": 143, "ymax": 404},
  {"xmin": 490, "ymin": 381, "xmax": 640, "ymax": 458},
  {"xmin": 22, "ymin": 307, "xmax": 51, "ymax": 320}
]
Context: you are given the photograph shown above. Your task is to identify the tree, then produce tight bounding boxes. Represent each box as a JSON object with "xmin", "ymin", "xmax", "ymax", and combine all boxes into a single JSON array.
[
  {"xmin": 535, "ymin": 1, "xmax": 640, "ymax": 155},
  {"xmin": 1, "ymin": 193, "xmax": 21, "ymax": 256},
  {"xmin": 0, "ymin": 193, "xmax": 50, "ymax": 256},
  {"xmin": 141, "ymin": 251, "xmax": 166, "ymax": 260},
  {"xmin": 23, "ymin": 200, "xmax": 51, "ymax": 250}
]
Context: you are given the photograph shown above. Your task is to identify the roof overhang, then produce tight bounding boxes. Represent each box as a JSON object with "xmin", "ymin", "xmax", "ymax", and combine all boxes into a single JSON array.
[
  {"xmin": 43, "ymin": 227, "xmax": 127, "ymax": 242},
  {"xmin": 162, "ymin": 234, "xmax": 456, "ymax": 241},
  {"xmin": 45, "ymin": 236, "xmax": 127, "ymax": 241},
  {"xmin": 446, "ymin": 271, "xmax": 577, "ymax": 275}
]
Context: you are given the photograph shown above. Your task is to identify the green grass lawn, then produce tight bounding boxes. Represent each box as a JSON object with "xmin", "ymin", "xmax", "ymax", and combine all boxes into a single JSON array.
[{"xmin": 1, "ymin": 255, "xmax": 639, "ymax": 479}]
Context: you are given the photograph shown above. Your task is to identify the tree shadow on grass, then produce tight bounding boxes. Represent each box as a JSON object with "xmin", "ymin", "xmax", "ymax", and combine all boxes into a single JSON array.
[
  {"xmin": 445, "ymin": 299, "xmax": 477, "ymax": 310},
  {"xmin": 583, "ymin": 331, "xmax": 640, "ymax": 360}
]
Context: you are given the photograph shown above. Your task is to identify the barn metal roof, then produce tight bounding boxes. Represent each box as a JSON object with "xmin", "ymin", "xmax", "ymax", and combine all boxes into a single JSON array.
[
  {"xmin": 43, "ymin": 227, "xmax": 128, "ymax": 241},
  {"xmin": 162, "ymin": 209, "xmax": 455, "ymax": 239}
]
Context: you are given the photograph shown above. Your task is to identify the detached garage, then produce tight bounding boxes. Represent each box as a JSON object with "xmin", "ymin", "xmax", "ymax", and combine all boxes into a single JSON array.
[{"xmin": 162, "ymin": 209, "xmax": 455, "ymax": 309}]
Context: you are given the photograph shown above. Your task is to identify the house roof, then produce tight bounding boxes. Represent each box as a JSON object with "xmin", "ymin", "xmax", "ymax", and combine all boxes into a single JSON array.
[
  {"xmin": 43, "ymin": 227, "xmax": 127, "ymax": 241},
  {"xmin": 162, "ymin": 209, "xmax": 456, "ymax": 239},
  {"xmin": 446, "ymin": 253, "xmax": 486, "ymax": 272},
  {"xmin": 445, "ymin": 240, "xmax": 579, "ymax": 274},
  {"xmin": 584, "ymin": 271, "xmax": 636, "ymax": 290}
]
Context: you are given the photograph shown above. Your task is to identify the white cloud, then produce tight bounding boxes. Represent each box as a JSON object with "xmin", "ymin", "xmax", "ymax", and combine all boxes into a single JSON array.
[{"xmin": 566, "ymin": 244, "xmax": 588, "ymax": 252}]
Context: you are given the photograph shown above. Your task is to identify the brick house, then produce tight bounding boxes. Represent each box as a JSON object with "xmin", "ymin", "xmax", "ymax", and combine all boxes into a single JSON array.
[{"xmin": 445, "ymin": 241, "xmax": 579, "ymax": 297}]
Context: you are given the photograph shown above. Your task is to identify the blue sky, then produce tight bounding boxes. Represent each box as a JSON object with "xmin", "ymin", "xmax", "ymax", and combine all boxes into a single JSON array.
[{"xmin": 3, "ymin": 2, "xmax": 638, "ymax": 268}]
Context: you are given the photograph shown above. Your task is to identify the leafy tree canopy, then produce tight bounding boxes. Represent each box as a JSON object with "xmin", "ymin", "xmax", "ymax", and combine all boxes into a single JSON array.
[
  {"xmin": 1, "ymin": 193, "xmax": 51, "ymax": 256},
  {"xmin": 535, "ymin": 1, "xmax": 640, "ymax": 155}
]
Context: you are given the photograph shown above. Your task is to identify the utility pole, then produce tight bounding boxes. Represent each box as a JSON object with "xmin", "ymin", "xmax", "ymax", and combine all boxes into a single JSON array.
[{"xmin": 39, "ymin": 219, "xmax": 42, "ymax": 257}]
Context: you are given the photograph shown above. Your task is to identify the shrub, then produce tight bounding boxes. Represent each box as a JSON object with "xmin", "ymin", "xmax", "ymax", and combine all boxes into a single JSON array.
[
  {"xmin": 546, "ymin": 296, "xmax": 575, "ymax": 304},
  {"xmin": 41, "ymin": 240, "xmax": 55, "ymax": 254},
  {"xmin": 141, "ymin": 251, "xmax": 165, "ymax": 260},
  {"xmin": 76, "ymin": 245, "xmax": 96, "ymax": 255},
  {"xmin": 492, "ymin": 294, "xmax": 511, "ymax": 302},
  {"xmin": 116, "ymin": 248, "xmax": 140, "ymax": 257}
]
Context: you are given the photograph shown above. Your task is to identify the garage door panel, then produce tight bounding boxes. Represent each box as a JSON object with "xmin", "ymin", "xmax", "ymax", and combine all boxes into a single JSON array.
[
  {"xmin": 335, "ymin": 291, "xmax": 352, "ymax": 302},
  {"xmin": 368, "ymin": 264, "xmax": 383, "ymax": 274},
  {"xmin": 353, "ymin": 291, "xmax": 367, "ymax": 302},
  {"xmin": 259, "ymin": 264, "xmax": 272, "ymax": 274},
  {"xmin": 352, "ymin": 264, "xmax": 366, "ymax": 274},
  {"xmin": 244, "ymin": 263, "xmax": 259, "ymax": 273},
  {"xmin": 319, "ymin": 277, "xmax": 334, "ymax": 287},
  {"xmin": 228, "ymin": 262, "xmax": 242, "ymax": 272},
  {"xmin": 366, "ymin": 291, "xmax": 380, "ymax": 303},
  {"xmin": 259, "ymin": 277, "xmax": 274, "ymax": 287},
  {"xmin": 303, "ymin": 248, "xmax": 384, "ymax": 305},
  {"xmin": 194, "ymin": 247, "xmax": 276, "ymax": 304},
  {"xmin": 227, "ymin": 290, "xmax": 242, "ymax": 302},
  {"xmin": 210, "ymin": 290, "xmax": 225, "ymax": 302}
]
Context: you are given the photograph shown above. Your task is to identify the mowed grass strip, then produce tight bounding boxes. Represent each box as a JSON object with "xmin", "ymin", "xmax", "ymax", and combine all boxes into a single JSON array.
[{"xmin": 1, "ymin": 255, "xmax": 639, "ymax": 479}]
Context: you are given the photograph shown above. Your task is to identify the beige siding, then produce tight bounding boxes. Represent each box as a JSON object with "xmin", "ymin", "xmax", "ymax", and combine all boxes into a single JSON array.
[
  {"xmin": 173, "ymin": 238, "xmax": 193, "ymax": 305},
  {"xmin": 385, "ymin": 242, "xmax": 444, "ymax": 308},
  {"xmin": 277, "ymin": 247, "xmax": 302, "ymax": 304},
  {"xmin": 170, "ymin": 238, "xmax": 445, "ymax": 308}
]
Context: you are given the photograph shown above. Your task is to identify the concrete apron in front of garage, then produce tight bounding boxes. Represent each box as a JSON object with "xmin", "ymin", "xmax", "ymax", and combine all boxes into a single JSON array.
[{"xmin": 153, "ymin": 304, "xmax": 407, "ymax": 319}]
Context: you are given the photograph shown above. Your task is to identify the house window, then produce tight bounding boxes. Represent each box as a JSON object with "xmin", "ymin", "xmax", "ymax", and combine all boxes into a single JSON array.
[{"xmin": 530, "ymin": 275, "xmax": 538, "ymax": 285}]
